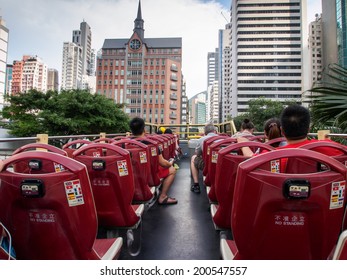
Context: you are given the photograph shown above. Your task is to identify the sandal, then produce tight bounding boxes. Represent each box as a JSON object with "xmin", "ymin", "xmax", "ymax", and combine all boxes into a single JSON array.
[
  {"xmin": 158, "ymin": 196, "xmax": 178, "ymax": 205},
  {"xmin": 190, "ymin": 184, "xmax": 201, "ymax": 193}
]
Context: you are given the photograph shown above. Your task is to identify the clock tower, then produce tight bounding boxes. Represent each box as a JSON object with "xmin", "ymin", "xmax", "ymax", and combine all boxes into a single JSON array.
[{"xmin": 133, "ymin": 0, "xmax": 144, "ymax": 40}]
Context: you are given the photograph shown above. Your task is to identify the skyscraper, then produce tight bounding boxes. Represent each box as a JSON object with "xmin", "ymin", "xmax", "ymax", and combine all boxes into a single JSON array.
[
  {"xmin": 97, "ymin": 1, "xmax": 183, "ymax": 124},
  {"xmin": 62, "ymin": 21, "xmax": 93, "ymax": 91},
  {"xmin": 61, "ymin": 42, "xmax": 83, "ymax": 90},
  {"xmin": 219, "ymin": 23, "xmax": 232, "ymax": 122},
  {"xmin": 0, "ymin": 17, "xmax": 9, "ymax": 109},
  {"xmin": 72, "ymin": 21, "xmax": 92, "ymax": 76},
  {"xmin": 229, "ymin": 0, "xmax": 309, "ymax": 115},
  {"xmin": 322, "ymin": 0, "xmax": 347, "ymax": 68},
  {"xmin": 308, "ymin": 14, "xmax": 322, "ymax": 86}
]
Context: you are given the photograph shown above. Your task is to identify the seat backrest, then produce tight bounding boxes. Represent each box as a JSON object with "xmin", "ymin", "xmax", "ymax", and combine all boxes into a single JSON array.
[
  {"xmin": 212, "ymin": 142, "xmax": 274, "ymax": 229},
  {"xmin": 13, "ymin": 143, "xmax": 68, "ymax": 156},
  {"xmin": 203, "ymin": 135, "xmax": 229, "ymax": 176},
  {"xmin": 285, "ymin": 141, "xmax": 347, "ymax": 174},
  {"xmin": 147, "ymin": 135, "xmax": 169, "ymax": 160},
  {"xmin": 0, "ymin": 151, "xmax": 101, "ymax": 260},
  {"xmin": 266, "ymin": 137, "xmax": 287, "ymax": 147},
  {"xmin": 249, "ymin": 135, "xmax": 266, "ymax": 142},
  {"xmin": 12, "ymin": 143, "xmax": 68, "ymax": 174},
  {"xmin": 232, "ymin": 149, "xmax": 347, "ymax": 260},
  {"xmin": 113, "ymin": 139, "xmax": 153, "ymax": 202},
  {"xmin": 132, "ymin": 137, "xmax": 161, "ymax": 186},
  {"xmin": 62, "ymin": 139, "xmax": 91, "ymax": 158},
  {"xmin": 73, "ymin": 143, "xmax": 140, "ymax": 228},
  {"xmin": 93, "ymin": 138, "xmax": 116, "ymax": 144},
  {"xmin": 298, "ymin": 141, "xmax": 347, "ymax": 231},
  {"xmin": 205, "ymin": 138, "xmax": 237, "ymax": 188}
]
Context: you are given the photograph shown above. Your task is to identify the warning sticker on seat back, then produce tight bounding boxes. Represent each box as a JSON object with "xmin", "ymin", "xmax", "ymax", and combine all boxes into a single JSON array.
[
  {"xmin": 330, "ymin": 181, "xmax": 346, "ymax": 209},
  {"xmin": 117, "ymin": 160, "xmax": 129, "ymax": 176},
  {"xmin": 64, "ymin": 179, "xmax": 84, "ymax": 207}
]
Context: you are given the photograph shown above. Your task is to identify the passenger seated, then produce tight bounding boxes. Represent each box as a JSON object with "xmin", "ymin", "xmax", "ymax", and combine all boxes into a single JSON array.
[
  {"xmin": 129, "ymin": 117, "xmax": 177, "ymax": 205},
  {"xmin": 263, "ymin": 118, "xmax": 286, "ymax": 147},
  {"xmin": 190, "ymin": 123, "xmax": 218, "ymax": 193},
  {"xmin": 238, "ymin": 105, "xmax": 342, "ymax": 163},
  {"xmin": 232, "ymin": 118, "xmax": 255, "ymax": 138}
]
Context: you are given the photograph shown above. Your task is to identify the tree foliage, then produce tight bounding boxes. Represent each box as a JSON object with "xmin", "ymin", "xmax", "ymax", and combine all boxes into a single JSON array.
[
  {"xmin": 233, "ymin": 98, "xmax": 297, "ymax": 132},
  {"xmin": 308, "ymin": 64, "xmax": 347, "ymax": 133},
  {"xmin": 1, "ymin": 89, "xmax": 130, "ymax": 137}
]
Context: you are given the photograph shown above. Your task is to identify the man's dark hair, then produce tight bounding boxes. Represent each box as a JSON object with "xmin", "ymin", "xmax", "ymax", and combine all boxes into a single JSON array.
[
  {"xmin": 280, "ymin": 104, "xmax": 310, "ymax": 140},
  {"xmin": 129, "ymin": 117, "xmax": 145, "ymax": 136}
]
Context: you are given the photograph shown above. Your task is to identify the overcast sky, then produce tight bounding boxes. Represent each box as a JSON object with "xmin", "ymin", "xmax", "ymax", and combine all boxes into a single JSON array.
[{"xmin": 1, "ymin": 0, "xmax": 321, "ymax": 98}]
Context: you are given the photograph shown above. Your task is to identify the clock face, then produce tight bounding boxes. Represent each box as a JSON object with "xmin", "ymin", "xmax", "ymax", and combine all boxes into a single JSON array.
[{"xmin": 130, "ymin": 39, "xmax": 141, "ymax": 50}]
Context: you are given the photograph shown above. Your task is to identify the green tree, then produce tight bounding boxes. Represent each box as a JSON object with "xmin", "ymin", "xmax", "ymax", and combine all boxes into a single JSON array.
[
  {"xmin": 1, "ymin": 89, "xmax": 130, "ymax": 138},
  {"xmin": 233, "ymin": 98, "xmax": 297, "ymax": 132}
]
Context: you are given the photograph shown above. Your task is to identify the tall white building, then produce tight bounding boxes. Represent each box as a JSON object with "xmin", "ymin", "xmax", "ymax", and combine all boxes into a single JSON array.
[
  {"xmin": 229, "ymin": 0, "xmax": 309, "ymax": 115},
  {"xmin": 207, "ymin": 50, "xmax": 218, "ymax": 121},
  {"xmin": 308, "ymin": 14, "xmax": 322, "ymax": 86},
  {"xmin": 72, "ymin": 21, "xmax": 92, "ymax": 76},
  {"xmin": 209, "ymin": 81, "xmax": 219, "ymax": 123},
  {"xmin": 0, "ymin": 17, "xmax": 9, "ymax": 109},
  {"xmin": 61, "ymin": 42, "xmax": 83, "ymax": 90},
  {"xmin": 207, "ymin": 50, "xmax": 218, "ymax": 88},
  {"xmin": 62, "ymin": 21, "xmax": 94, "ymax": 91},
  {"xmin": 219, "ymin": 23, "xmax": 232, "ymax": 122}
]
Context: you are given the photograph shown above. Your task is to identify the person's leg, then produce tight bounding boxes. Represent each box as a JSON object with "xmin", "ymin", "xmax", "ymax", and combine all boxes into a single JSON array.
[
  {"xmin": 158, "ymin": 166, "xmax": 177, "ymax": 204},
  {"xmin": 190, "ymin": 155, "xmax": 201, "ymax": 193},
  {"xmin": 190, "ymin": 155, "xmax": 199, "ymax": 184}
]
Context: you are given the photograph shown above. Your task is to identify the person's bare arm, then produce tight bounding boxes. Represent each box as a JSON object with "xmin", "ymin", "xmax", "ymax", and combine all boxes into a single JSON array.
[
  {"xmin": 237, "ymin": 137, "xmax": 254, "ymax": 157},
  {"xmin": 158, "ymin": 154, "xmax": 173, "ymax": 168}
]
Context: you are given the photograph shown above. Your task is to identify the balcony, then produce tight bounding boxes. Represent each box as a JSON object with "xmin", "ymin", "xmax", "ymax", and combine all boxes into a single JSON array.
[
  {"xmin": 170, "ymin": 64, "xmax": 178, "ymax": 72},
  {"xmin": 170, "ymin": 93, "xmax": 178, "ymax": 100},
  {"xmin": 170, "ymin": 83, "xmax": 177, "ymax": 91},
  {"xmin": 169, "ymin": 113, "xmax": 177, "ymax": 119},
  {"xmin": 170, "ymin": 74, "xmax": 178, "ymax": 81},
  {"xmin": 170, "ymin": 103, "xmax": 177, "ymax": 110}
]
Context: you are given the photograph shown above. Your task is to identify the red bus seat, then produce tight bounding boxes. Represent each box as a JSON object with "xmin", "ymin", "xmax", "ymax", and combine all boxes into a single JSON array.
[
  {"xmin": 62, "ymin": 139, "xmax": 91, "ymax": 158},
  {"xmin": 147, "ymin": 135, "xmax": 170, "ymax": 160},
  {"xmin": 202, "ymin": 135, "xmax": 228, "ymax": 177},
  {"xmin": 113, "ymin": 139, "xmax": 154, "ymax": 203},
  {"xmin": 249, "ymin": 135, "xmax": 266, "ymax": 142},
  {"xmin": 205, "ymin": 138, "xmax": 237, "ymax": 203},
  {"xmin": 12, "ymin": 143, "xmax": 68, "ymax": 174},
  {"xmin": 202, "ymin": 135, "xmax": 230, "ymax": 182},
  {"xmin": 212, "ymin": 142, "xmax": 274, "ymax": 229},
  {"xmin": 73, "ymin": 143, "xmax": 143, "ymax": 227},
  {"xmin": 13, "ymin": 143, "xmax": 68, "ymax": 156},
  {"xmin": 132, "ymin": 137, "xmax": 161, "ymax": 187},
  {"xmin": 221, "ymin": 149, "xmax": 347, "ymax": 260},
  {"xmin": 93, "ymin": 137, "xmax": 116, "ymax": 144},
  {"xmin": 0, "ymin": 151, "xmax": 122, "ymax": 260},
  {"xmin": 266, "ymin": 137, "xmax": 287, "ymax": 147}
]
